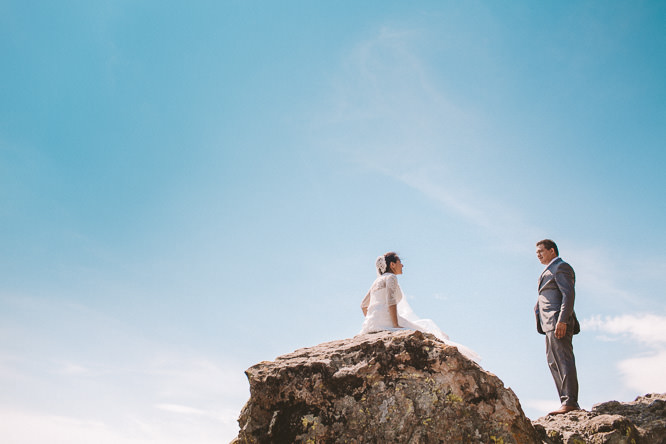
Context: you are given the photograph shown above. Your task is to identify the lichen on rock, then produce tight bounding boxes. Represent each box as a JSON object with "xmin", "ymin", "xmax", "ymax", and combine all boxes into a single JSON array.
[
  {"xmin": 533, "ymin": 393, "xmax": 666, "ymax": 444},
  {"xmin": 233, "ymin": 330, "xmax": 538, "ymax": 443}
]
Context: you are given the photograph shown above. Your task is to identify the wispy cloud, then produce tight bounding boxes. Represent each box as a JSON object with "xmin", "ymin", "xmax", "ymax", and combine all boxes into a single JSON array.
[
  {"xmin": 320, "ymin": 26, "xmax": 472, "ymax": 167},
  {"xmin": 155, "ymin": 403, "xmax": 207, "ymax": 416},
  {"xmin": 395, "ymin": 167, "xmax": 542, "ymax": 247},
  {"xmin": 325, "ymin": 25, "xmax": 666, "ymax": 311},
  {"xmin": 0, "ymin": 407, "xmax": 235, "ymax": 444},
  {"xmin": 583, "ymin": 314, "xmax": 666, "ymax": 393},
  {"xmin": 0, "ymin": 293, "xmax": 248, "ymax": 444},
  {"xmin": 0, "ymin": 410, "xmax": 122, "ymax": 444},
  {"xmin": 154, "ymin": 402, "xmax": 243, "ymax": 430},
  {"xmin": 0, "ymin": 351, "xmax": 248, "ymax": 443},
  {"xmin": 57, "ymin": 362, "xmax": 90, "ymax": 375},
  {"xmin": 568, "ymin": 246, "xmax": 654, "ymax": 311},
  {"xmin": 318, "ymin": 24, "xmax": 666, "ymax": 319},
  {"xmin": 582, "ymin": 314, "xmax": 666, "ymax": 346},
  {"xmin": 143, "ymin": 356, "xmax": 249, "ymax": 401},
  {"xmin": 617, "ymin": 351, "xmax": 666, "ymax": 393},
  {"xmin": 320, "ymin": 26, "xmax": 542, "ymax": 252},
  {"xmin": 321, "ymin": 26, "xmax": 666, "ymax": 407}
]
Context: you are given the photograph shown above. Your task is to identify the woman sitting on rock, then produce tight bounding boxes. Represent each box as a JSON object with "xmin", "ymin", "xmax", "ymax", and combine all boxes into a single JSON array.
[{"xmin": 359, "ymin": 252, "xmax": 480, "ymax": 362}]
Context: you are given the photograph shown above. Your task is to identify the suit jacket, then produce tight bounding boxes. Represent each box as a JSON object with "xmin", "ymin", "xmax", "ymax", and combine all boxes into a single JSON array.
[{"xmin": 535, "ymin": 257, "xmax": 580, "ymax": 335}]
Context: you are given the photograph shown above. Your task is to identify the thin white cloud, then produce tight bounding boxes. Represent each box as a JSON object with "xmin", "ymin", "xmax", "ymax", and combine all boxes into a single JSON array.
[
  {"xmin": 321, "ymin": 26, "xmax": 473, "ymax": 167},
  {"xmin": 0, "ymin": 352, "xmax": 247, "ymax": 444},
  {"xmin": 397, "ymin": 168, "xmax": 493, "ymax": 229},
  {"xmin": 617, "ymin": 350, "xmax": 666, "ymax": 393},
  {"xmin": 154, "ymin": 403, "xmax": 243, "ymax": 431},
  {"xmin": 635, "ymin": 259, "xmax": 666, "ymax": 280},
  {"xmin": 395, "ymin": 167, "xmax": 543, "ymax": 247},
  {"xmin": 318, "ymin": 26, "xmax": 666, "ymax": 333},
  {"xmin": 324, "ymin": 25, "xmax": 666, "ymax": 321},
  {"xmin": 0, "ymin": 410, "xmax": 122, "ymax": 444},
  {"xmin": 0, "ymin": 407, "xmax": 236, "ymax": 444},
  {"xmin": 321, "ymin": 26, "xmax": 543, "ymax": 252},
  {"xmin": 582, "ymin": 314, "xmax": 666, "ymax": 346},
  {"xmin": 142, "ymin": 356, "xmax": 250, "ymax": 401},
  {"xmin": 567, "ymin": 247, "xmax": 640, "ymax": 307},
  {"xmin": 583, "ymin": 314, "xmax": 666, "ymax": 395},
  {"xmin": 0, "ymin": 293, "xmax": 249, "ymax": 444},
  {"xmin": 0, "ymin": 354, "xmax": 28, "ymax": 381},
  {"xmin": 57, "ymin": 362, "xmax": 90, "ymax": 375},
  {"xmin": 155, "ymin": 403, "xmax": 207, "ymax": 416}
]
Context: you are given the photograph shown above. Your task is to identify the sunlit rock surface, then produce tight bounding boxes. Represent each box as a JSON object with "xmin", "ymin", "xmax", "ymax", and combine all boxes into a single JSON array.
[
  {"xmin": 533, "ymin": 393, "xmax": 666, "ymax": 444},
  {"xmin": 233, "ymin": 330, "xmax": 538, "ymax": 443}
]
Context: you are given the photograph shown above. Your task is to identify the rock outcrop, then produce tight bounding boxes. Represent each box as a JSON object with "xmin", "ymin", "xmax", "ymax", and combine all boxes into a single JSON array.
[
  {"xmin": 232, "ymin": 330, "xmax": 665, "ymax": 443},
  {"xmin": 234, "ymin": 330, "xmax": 538, "ymax": 443},
  {"xmin": 533, "ymin": 393, "xmax": 666, "ymax": 444}
]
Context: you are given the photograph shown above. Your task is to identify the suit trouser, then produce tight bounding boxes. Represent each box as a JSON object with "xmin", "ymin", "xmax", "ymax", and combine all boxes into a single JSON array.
[{"xmin": 545, "ymin": 331, "xmax": 579, "ymax": 407}]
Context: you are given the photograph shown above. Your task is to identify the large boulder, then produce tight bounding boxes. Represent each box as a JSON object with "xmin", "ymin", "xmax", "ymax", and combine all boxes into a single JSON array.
[
  {"xmin": 233, "ymin": 330, "xmax": 538, "ymax": 443},
  {"xmin": 533, "ymin": 393, "xmax": 666, "ymax": 444}
]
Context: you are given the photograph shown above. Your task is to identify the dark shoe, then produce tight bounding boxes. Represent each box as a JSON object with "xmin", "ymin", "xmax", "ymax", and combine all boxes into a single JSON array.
[{"xmin": 547, "ymin": 405, "xmax": 579, "ymax": 416}]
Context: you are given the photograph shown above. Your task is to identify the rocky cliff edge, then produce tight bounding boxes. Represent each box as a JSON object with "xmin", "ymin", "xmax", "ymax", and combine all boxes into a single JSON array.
[
  {"xmin": 234, "ymin": 330, "xmax": 537, "ymax": 443},
  {"xmin": 233, "ymin": 330, "xmax": 665, "ymax": 443}
]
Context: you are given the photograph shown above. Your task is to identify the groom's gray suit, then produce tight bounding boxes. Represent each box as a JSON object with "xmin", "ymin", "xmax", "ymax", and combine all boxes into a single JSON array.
[{"xmin": 535, "ymin": 257, "xmax": 580, "ymax": 408}]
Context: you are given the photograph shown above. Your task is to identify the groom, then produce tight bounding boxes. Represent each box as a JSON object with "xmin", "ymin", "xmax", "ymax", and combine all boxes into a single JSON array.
[{"xmin": 535, "ymin": 239, "xmax": 580, "ymax": 415}]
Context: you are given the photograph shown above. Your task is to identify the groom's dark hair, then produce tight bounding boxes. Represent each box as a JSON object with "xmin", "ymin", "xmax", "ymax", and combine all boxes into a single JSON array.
[{"xmin": 536, "ymin": 239, "xmax": 559, "ymax": 256}]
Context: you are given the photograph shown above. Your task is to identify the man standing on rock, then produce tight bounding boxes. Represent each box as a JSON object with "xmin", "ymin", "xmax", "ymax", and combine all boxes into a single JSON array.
[{"xmin": 535, "ymin": 239, "xmax": 581, "ymax": 415}]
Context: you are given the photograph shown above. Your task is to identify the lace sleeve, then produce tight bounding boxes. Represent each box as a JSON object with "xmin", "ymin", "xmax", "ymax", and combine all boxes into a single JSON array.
[
  {"xmin": 360, "ymin": 290, "xmax": 371, "ymax": 309},
  {"xmin": 386, "ymin": 275, "xmax": 401, "ymax": 305}
]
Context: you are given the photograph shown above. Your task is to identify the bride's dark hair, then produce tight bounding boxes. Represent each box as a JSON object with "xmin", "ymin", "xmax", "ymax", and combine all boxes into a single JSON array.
[{"xmin": 383, "ymin": 252, "xmax": 400, "ymax": 274}]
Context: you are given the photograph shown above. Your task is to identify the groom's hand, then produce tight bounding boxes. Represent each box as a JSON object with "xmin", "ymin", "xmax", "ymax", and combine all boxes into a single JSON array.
[{"xmin": 555, "ymin": 322, "xmax": 567, "ymax": 339}]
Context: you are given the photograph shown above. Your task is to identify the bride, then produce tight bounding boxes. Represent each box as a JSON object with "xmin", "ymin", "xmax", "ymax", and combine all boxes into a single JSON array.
[{"xmin": 359, "ymin": 252, "xmax": 480, "ymax": 363}]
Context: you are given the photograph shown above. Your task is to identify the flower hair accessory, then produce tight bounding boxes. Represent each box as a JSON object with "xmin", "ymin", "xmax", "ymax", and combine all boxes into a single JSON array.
[{"xmin": 376, "ymin": 255, "xmax": 387, "ymax": 276}]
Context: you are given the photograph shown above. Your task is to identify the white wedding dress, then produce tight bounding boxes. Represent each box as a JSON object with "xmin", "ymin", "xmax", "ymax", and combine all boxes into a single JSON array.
[{"xmin": 359, "ymin": 273, "xmax": 480, "ymax": 363}]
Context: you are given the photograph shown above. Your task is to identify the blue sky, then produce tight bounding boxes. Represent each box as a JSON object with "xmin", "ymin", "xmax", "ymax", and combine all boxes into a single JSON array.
[{"xmin": 2, "ymin": 1, "xmax": 665, "ymax": 442}]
